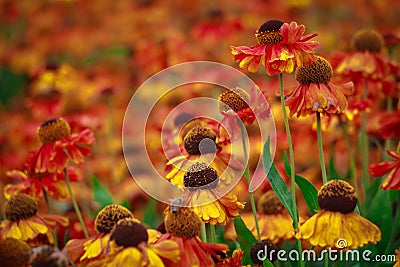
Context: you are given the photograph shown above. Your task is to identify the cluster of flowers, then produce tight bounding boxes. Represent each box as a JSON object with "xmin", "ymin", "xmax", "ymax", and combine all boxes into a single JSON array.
[{"xmin": 1, "ymin": 1, "xmax": 400, "ymax": 267}]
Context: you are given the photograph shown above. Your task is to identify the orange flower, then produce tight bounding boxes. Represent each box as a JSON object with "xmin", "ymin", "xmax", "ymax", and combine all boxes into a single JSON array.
[
  {"xmin": 369, "ymin": 144, "xmax": 400, "ymax": 190},
  {"xmin": 231, "ymin": 20, "xmax": 318, "ymax": 76},
  {"xmin": 5, "ymin": 155, "xmax": 81, "ymax": 200},
  {"xmin": 32, "ymin": 117, "xmax": 95, "ymax": 174},
  {"xmin": 0, "ymin": 194, "xmax": 69, "ymax": 246},
  {"xmin": 285, "ymin": 56, "xmax": 354, "ymax": 117},
  {"xmin": 158, "ymin": 206, "xmax": 229, "ymax": 267},
  {"xmin": 217, "ymin": 249, "xmax": 249, "ymax": 267},
  {"xmin": 65, "ymin": 204, "xmax": 135, "ymax": 266}
]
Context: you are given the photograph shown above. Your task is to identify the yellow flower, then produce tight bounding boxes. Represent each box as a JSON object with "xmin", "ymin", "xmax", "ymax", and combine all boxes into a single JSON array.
[
  {"xmin": 66, "ymin": 204, "xmax": 135, "ymax": 266},
  {"xmin": 0, "ymin": 194, "xmax": 68, "ymax": 246},
  {"xmin": 225, "ymin": 190, "xmax": 294, "ymax": 243},
  {"xmin": 165, "ymin": 119, "xmax": 237, "ymax": 187},
  {"xmin": 394, "ymin": 248, "xmax": 400, "ymax": 267},
  {"xmin": 89, "ymin": 219, "xmax": 180, "ymax": 267},
  {"xmin": 296, "ymin": 180, "xmax": 381, "ymax": 249},
  {"xmin": 182, "ymin": 162, "xmax": 245, "ymax": 225}
]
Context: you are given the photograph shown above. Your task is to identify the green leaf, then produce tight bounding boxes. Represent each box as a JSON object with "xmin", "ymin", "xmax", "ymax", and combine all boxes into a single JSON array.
[
  {"xmin": 283, "ymin": 152, "xmax": 319, "ymax": 215},
  {"xmin": 143, "ymin": 198, "xmax": 163, "ymax": 229},
  {"xmin": 233, "ymin": 217, "xmax": 273, "ymax": 266},
  {"xmin": 233, "ymin": 217, "xmax": 257, "ymax": 265},
  {"xmin": 295, "ymin": 175, "xmax": 320, "ymax": 215},
  {"xmin": 262, "ymin": 136, "xmax": 296, "ymax": 220},
  {"xmin": 91, "ymin": 176, "xmax": 114, "ymax": 208}
]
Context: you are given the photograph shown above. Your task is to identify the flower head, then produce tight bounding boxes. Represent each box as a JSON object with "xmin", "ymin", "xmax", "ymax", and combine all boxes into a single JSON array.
[
  {"xmin": 250, "ymin": 239, "xmax": 278, "ymax": 266},
  {"xmin": 231, "ymin": 20, "xmax": 318, "ymax": 76},
  {"xmin": 285, "ymin": 56, "xmax": 354, "ymax": 117},
  {"xmin": 183, "ymin": 162, "xmax": 245, "ymax": 225},
  {"xmin": 0, "ymin": 238, "xmax": 31, "ymax": 267},
  {"xmin": 65, "ymin": 204, "xmax": 134, "ymax": 266},
  {"xmin": 5, "ymin": 159, "xmax": 81, "ymax": 201},
  {"xmin": 335, "ymin": 29, "xmax": 398, "ymax": 98},
  {"xmin": 225, "ymin": 190, "xmax": 294, "ymax": 243},
  {"xmin": 218, "ymin": 86, "xmax": 270, "ymax": 130},
  {"xmin": 166, "ymin": 119, "xmax": 239, "ymax": 187},
  {"xmin": 158, "ymin": 206, "xmax": 228, "ymax": 267},
  {"xmin": 32, "ymin": 117, "xmax": 95, "ymax": 174},
  {"xmin": 369, "ymin": 144, "xmax": 400, "ymax": 190},
  {"xmin": 0, "ymin": 193, "xmax": 69, "ymax": 245},
  {"xmin": 297, "ymin": 180, "xmax": 381, "ymax": 249}
]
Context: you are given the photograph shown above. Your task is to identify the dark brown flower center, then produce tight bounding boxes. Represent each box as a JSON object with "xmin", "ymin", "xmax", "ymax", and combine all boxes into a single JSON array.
[
  {"xmin": 165, "ymin": 207, "xmax": 202, "ymax": 238},
  {"xmin": 318, "ymin": 180, "xmax": 357, "ymax": 214},
  {"xmin": 110, "ymin": 219, "xmax": 148, "ymax": 248},
  {"xmin": 255, "ymin": 20, "xmax": 284, "ymax": 45},
  {"xmin": 183, "ymin": 126, "xmax": 217, "ymax": 155},
  {"xmin": 250, "ymin": 239, "xmax": 278, "ymax": 264},
  {"xmin": 0, "ymin": 238, "xmax": 31, "ymax": 267},
  {"xmin": 218, "ymin": 87, "xmax": 250, "ymax": 113},
  {"xmin": 5, "ymin": 193, "xmax": 38, "ymax": 221},
  {"xmin": 295, "ymin": 56, "xmax": 333, "ymax": 85},
  {"xmin": 257, "ymin": 190, "xmax": 284, "ymax": 215},
  {"xmin": 352, "ymin": 29, "xmax": 383, "ymax": 53},
  {"xmin": 183, "ymin": 162, "xmax": 219, "ymax": 189},
  {"xmin": 37, "ymin": 117, "xmax": 71, "ymax": 144},
  {"xmin": 94, "ymin": 204, "xmax": 134, "ymax": 234}
]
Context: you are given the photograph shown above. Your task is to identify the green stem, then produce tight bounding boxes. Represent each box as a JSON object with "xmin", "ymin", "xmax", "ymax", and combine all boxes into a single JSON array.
[
  {"xmin": 205, "ymin": 223, "xmax": 216, "ymax": 243},
  {"xmin": 360, "ymin": 77, "xmax": 369, "ymax": 190},
  {"xmin": 238, "ymin": 120, "xmax": 262, "ymax": 241},
  {"xmin": 64, "ymin": 168, "xmax": 89, "ymax": 238},
  {"xmin": 201, "ymin": 222, "xmax": 207, "ymax": 242},
  {"xmin": 279, "ymin": 73, "xmax": 303, "ymax": 267},
  {"xmin": 316, "ymin": 113, "xmax": 328, "ymax": 184}
]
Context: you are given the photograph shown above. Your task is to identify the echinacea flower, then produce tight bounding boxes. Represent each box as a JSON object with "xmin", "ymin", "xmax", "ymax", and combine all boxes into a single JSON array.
[
  {"xmin": 250, "ymin": 239, "xmax": 278, "ymax": 267},
  {"xmin": 4, "ymin": 161, "xmax": 81, "ymax": 201},
  {"xmin": 225, "ymin": 190, "xmax": 294, "ymax": 243},
  {"xmin": 32, "ymin": 117, "xmax": 95, "ymax": 174},
  {"xmin": 0, "ymin": 193, "xmax": 69, "ymax": 245},
  {"xmin": 297, "ymin": 180, "xmax": 381, "ymax": 249},
  {"xmin": 65, "ymin": 204, "xmax": 134, "ymax": 266},
  {"xmin": 336, "ymin": 29, "xmax": 395, "ymax": 80},
  {"xmin": 218, "ymin": 86, "xmax": 271, "ymax": 141},
  {"xmin": 231, "ymin": 20, "xmax": 318, "ymax": 76},
  {"xmin": 0, "ymin": 238, "xmax": 31, "ymax": 267},
  {"xmin": 182, "ymin": 162, "xmax": 245, "ymax": 225},
  {"xmin": 335, "ymin": 29, "xmax": 398, "ymax": 99},
  {"xmin": 166, "ymin": 119, "xmax": 239, "ymax": 187},
  {"xmin": 368, "ymin": 143, "xmax": 400, "ymax": 190},
  {"xmin": 285, "ymin": 56, "xmax": 354, "ymax": 117},
  {"xmin": 157, "ymin": 205, "xmax": 229, "ymax": 267},
  {"xmin": 89, "ymin": 218, "xmax": 180, "ymax": 267}
]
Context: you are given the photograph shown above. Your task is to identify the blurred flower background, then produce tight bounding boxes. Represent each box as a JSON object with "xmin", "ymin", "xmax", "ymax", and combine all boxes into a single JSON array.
[{"xmin": 1, "ymin": 0, "xmax": 400, "ymax": 266}]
